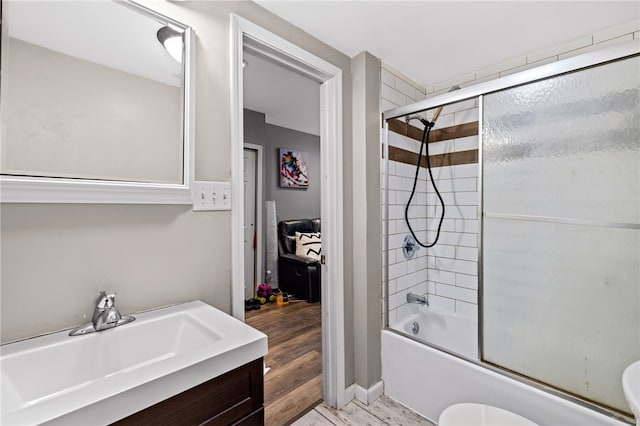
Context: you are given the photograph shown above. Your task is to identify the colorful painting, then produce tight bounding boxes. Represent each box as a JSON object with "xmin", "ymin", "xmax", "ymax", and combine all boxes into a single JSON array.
[{"xmin": 279, "ymin": 149, "xmax": 309, "ymax": 188}]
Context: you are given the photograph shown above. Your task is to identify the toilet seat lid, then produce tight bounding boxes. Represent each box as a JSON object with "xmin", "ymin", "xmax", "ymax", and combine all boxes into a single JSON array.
[{"xmin": 438, "ymin": 403, "xmax": 538, "ymax": 426}]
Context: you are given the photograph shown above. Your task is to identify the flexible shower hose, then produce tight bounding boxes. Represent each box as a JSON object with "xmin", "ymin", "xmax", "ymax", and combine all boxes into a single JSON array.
[{"xmin": 404, "ymin": 119, "xmax": 446, "ymax": 248}]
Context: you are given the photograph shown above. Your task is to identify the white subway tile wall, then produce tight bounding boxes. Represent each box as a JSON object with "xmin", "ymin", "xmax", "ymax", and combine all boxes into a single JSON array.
[
  {"xmin": 383, "ymin": 101, "xmax": 480, "ymax": 325},
  {"xmin": 381, "ymin": 64, "xmax": 427, "ymax": 112},
  {"xmin": 381, "ymin": 20, "xmax": 640, "ymax": 327}
]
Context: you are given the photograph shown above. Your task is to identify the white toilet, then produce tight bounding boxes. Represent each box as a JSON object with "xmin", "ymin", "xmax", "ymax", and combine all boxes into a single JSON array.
[{"xmin": 439, "ymin": 403, "xmax": 539, "ymax": 426}]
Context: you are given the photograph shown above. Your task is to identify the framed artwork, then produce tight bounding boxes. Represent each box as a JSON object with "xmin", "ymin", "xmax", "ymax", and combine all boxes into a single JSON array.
[{"xmin": 279, "ymin": 148, "xmax": 309, "ymax": 188}]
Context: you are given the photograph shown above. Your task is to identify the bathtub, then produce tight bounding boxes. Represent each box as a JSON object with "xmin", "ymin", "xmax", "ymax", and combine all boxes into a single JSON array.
[
  {"xmin": 391, "ymin": 307, "xmax": 477, "ymax": 360},
  {"xmin": 382, "ymin": 309, "xmax": 629, "ymax": 425}
]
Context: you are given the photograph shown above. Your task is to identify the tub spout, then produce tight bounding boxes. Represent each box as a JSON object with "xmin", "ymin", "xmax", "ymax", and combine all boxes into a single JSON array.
[{"xmin": 407, "ymin": 292, "xmax": 429, "ymax": 306}]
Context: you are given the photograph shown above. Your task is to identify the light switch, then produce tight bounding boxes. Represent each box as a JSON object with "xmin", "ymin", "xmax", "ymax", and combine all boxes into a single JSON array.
[{"xmin": 192, "ymin": 181, "xmax": 231, "ymax": 211}]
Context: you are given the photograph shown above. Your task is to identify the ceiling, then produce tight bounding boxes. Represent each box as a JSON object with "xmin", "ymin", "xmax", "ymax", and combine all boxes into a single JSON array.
[
  {"xmin": 243, "ymin": 51, "xmax": 321, "ymax": 136},
  {"xmin": 245, "ymin": 1, "xmax": 638, "ymax": 136},
  {"xmin": 254, "ymin": 1, "xmax": 639, "ymax": 88}
]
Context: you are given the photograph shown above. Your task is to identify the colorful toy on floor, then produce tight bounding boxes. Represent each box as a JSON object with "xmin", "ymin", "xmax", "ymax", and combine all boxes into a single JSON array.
[
  {"xmin": 257, "ymin": 284, "xmax": 276, "ymax": 303},
  {"xmin": 274, "ymin": 289, "xmax": 289, "ymax": 308}
]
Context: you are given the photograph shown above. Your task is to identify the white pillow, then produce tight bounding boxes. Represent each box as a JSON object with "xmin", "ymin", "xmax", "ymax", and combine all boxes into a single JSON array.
[{"xmin": 295, "ymin": 231, "xmax": 322, "ymax": 261}]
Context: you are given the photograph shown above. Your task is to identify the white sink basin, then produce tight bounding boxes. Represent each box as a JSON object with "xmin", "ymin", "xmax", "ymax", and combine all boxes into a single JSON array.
[
  {"xmin": 623, "ymin": 360, "xmax": 640, "ymax": 425},
  {"xmin": 0, "ymin": 301, "xmax": 267, "ymax": 425}
]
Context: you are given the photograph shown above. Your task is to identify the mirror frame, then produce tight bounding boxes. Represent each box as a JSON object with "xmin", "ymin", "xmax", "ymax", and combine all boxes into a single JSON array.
[{"xmin": 0, "ymin": 1, "xmax": 195, "ymax": 204}]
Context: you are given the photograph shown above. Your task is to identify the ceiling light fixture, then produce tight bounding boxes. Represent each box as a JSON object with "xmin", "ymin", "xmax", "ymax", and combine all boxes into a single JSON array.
[{"xmin": 157, "ymin": 26, "xmax": 183, "ymax": 63}]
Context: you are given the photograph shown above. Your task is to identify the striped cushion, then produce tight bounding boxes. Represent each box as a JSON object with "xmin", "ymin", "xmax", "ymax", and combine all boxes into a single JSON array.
[{"xmin": 295, "ymin": 231, "xmax": 321, "ymax": 261}]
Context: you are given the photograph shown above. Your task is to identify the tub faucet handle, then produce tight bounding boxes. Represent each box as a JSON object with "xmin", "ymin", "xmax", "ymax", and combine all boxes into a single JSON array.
[{"xmin": 403, "ymin": 235, "xmax": 420, "ymax": 260}]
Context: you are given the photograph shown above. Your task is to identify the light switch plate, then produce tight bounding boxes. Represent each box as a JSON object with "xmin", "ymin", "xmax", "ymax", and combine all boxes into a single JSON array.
[{"xmin": 192, "ymin": 181, "xmax": 231, "ymax": 211}]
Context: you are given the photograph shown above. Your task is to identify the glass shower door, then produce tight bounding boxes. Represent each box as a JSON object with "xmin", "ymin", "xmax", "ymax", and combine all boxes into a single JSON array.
[{"xmin": 481, "ymin": 55, "xmax": 640, "ymax": 414}]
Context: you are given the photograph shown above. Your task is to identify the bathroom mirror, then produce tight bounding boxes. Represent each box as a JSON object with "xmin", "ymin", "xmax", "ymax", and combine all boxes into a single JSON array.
[{"xmin": 0, "ymin": 1, "xmax": 195, "ymax": 203}]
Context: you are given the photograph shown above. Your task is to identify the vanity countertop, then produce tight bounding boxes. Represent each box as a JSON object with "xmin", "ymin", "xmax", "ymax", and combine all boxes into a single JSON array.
[{"xmin": 0, "ymin": 301, "xmax": 267, "ymax": 425}]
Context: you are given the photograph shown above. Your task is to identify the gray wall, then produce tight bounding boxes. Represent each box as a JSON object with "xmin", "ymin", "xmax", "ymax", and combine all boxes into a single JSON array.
[
  {"xmin": 245, "ymin": 109, "xmax": 321, "ymax": 222},
  {"xmin": 351, "ymin": 52, "xmax": 382, "ymax": 390},
  {"xmin": 0, "ymin": 0, "xmax": 353, "ymax": 378},
  {"xmin": 265, "ymin": 124, "xmax": 321, "ymax": 222},
  {"xmin": 0, "ymin": 0, "xmax": 369, "ymax": 395},
  {"xmin": 244, "ymin": 109, "xmax": 266, "ymax": 147}
]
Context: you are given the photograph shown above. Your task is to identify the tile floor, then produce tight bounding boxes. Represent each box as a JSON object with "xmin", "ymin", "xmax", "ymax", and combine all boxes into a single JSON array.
[{"xmin": 292, "ymin": 395, "xmax": 435, "ymax": 426}]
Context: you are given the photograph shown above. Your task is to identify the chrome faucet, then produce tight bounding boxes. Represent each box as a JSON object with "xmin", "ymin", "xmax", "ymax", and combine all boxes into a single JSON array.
[
  {"xmin": 407, "ymin": 292, "xmax": 429, "ymax": 306},
  {"xmin": 69, "ymin": 291, "xmax": 135, "ymax": 336},
  {"xmin": 93, "ymin": 292, "xmax": 122, "ymax": 331}
]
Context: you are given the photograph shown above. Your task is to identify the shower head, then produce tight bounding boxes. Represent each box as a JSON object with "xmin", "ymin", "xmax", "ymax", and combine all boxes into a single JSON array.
[
  {"xmin": 405, "ymin": 115, "xmax": 426, "ymax": 125},
  {"xmin": 405, "ymin": 85, "xmax": 462, "ymax": 127},
  {"xmin": 431, "ymin": 85, "xmax": 461, "ymax": 124}
]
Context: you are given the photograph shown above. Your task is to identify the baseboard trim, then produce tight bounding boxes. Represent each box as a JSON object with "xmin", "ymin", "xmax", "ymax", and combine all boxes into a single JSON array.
[
  {"xmin": 354, "ymin": 380, "xmax": 384, "ymax": 406},
  {"xmin": 344, "ymin": 383, "xmax": 356, "ymax": 405}
]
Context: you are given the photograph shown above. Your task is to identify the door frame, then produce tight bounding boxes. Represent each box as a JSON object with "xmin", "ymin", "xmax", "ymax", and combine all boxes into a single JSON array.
[
  {"xmin": 230, "ymin": 15, "xmax": 346, "ymax": 408},
  {"xmin": 243, "ymin": 143, "xmax": 263, "ymax": 298}
]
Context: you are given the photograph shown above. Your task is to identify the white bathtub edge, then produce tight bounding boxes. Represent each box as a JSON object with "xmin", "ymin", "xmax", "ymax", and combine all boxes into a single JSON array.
[{"xmin": 381, "ymin": 330, "xmax": 630, "ymax": 426}]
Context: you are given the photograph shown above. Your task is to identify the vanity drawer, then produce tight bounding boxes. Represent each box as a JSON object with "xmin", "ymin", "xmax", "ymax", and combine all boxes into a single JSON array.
[{"xmin": 112, "ymin": 358, "xmax": 264, "ymax": 426}]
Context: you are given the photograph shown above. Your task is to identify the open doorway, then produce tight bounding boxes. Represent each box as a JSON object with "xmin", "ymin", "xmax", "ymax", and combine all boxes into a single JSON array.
[
  {"xmin": 230, "ymin": 13, "xmax": 346, "ymax": 422},
  {"xmin": 242, "ymin": 48, "xmax": 323, "ymax": 424}
]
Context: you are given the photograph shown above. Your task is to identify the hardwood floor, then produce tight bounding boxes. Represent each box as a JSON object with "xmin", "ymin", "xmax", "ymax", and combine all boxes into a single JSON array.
[
  {"xmin": 293, "ymin": 396, "xmax": 435, "ymax": 426},
  {"xmin": 245, "ymin": 300, "xmax": 323, "ymax": 426},
  {"xmin": 246, "ymin": 301, "xmax": 434, "ymax": 426}
]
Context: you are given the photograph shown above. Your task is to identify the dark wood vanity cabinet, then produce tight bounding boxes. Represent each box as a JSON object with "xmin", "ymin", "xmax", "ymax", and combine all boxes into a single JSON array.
[{"xmin": 112, "ymin": 358, "xmax": 264, "ymax": 426}]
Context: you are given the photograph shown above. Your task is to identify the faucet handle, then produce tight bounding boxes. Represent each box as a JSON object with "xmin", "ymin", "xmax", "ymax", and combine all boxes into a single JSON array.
[{"xmin": 95, "ymin": 291, "xmax": 116, "ymax": 309}]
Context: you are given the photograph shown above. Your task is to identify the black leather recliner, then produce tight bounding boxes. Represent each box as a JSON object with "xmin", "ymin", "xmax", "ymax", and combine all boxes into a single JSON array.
[{"xmin": 277, "ymin": 218, "xmax": 321, "ymax": 303}]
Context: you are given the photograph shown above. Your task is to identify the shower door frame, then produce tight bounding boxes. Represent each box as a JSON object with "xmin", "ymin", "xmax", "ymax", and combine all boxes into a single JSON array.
[{"xmin": 382, "ymin": 40, "xmax": 640, "ymax": 424}]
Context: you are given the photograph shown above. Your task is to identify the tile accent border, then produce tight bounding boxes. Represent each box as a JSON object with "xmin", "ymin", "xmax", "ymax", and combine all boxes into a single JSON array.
[
  {"xmin": 384, "ymin": 119, "xmax": 479, "ymax": 168},
  {"xmin": 387, "ymin": 146, "xmax": 478, "ymax": 168},
  {"xmin": 388, "ymin": 119, "xmax": 478, "ymax": 143}
]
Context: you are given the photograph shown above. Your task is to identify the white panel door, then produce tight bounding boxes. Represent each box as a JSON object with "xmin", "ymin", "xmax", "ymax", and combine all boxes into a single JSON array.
[{"xmin": 243, "ymin": 148, "xmax": 257, "ymax": 300}]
